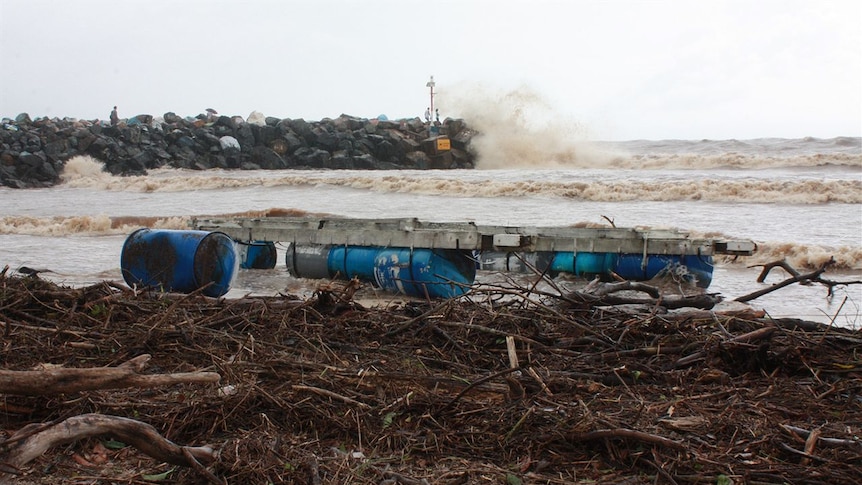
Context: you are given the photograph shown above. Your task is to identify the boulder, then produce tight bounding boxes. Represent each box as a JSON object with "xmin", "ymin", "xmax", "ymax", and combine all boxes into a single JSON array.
[
  {"xmin": 247, "ymin": 111, "xmax": 266, "ymax": 126},
  {"xmin": 251, "ymin": 146, "xmax": 289, "ymax": 169},
  {"xmin": 163, "ymin": 112, "xmax": 182, "ymax": 124},
  {"xmin": 219, "ymin": 136, "xmax": 240, "ymax": 151}
]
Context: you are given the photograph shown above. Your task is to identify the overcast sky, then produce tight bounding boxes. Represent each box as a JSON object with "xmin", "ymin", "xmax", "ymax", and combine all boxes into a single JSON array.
[{"xmin": 1, "ymin": 0, "xmax": 860, "ymax": 140}]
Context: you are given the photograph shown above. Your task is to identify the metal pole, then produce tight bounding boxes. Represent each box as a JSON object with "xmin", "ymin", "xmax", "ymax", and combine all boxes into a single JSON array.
[{"xmin": 426, "ymin": 75, "xmax": 436, "ymax": 119}]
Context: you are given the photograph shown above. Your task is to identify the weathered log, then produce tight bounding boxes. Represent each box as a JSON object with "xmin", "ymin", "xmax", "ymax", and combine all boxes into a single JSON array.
[
  {"xmin": 0, "ymin": 355, "xmax": 219, "ymax": 396},
  {"xmin": 588, "ymin": 281, "xmax": 661, "ymax": 298},
  {"xmin": 592, "ymin": 293, "xmax": 721, "ymax": 310},
  {"xmin": 567, "ymin": 282, "xmax": 720, "ymax": 310},
  {"xmin": 564, "ymin": 280, "xmax": 721, "ymax": 309},
  {"xmin": 0, "ymin": 413, "xmax": 219, "ymax": 483}
]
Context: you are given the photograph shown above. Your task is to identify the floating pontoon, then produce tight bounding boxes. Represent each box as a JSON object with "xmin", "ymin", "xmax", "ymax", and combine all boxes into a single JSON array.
[{"xmin": 190, "ymin": 217, "xmax": 756, "ymax": 297}]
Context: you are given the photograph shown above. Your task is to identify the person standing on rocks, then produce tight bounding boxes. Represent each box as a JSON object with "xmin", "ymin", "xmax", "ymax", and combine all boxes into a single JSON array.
[
  {"xmin": 110, "ymin": 106, "xmax": 119, "ymax": 126},
  {"xmin": 435, "ymin": 108, "xmax": 440, "ymax": 124},
  {"xmin": 424, "ymin": 107, "xmax": 431, "ymax": 123}
]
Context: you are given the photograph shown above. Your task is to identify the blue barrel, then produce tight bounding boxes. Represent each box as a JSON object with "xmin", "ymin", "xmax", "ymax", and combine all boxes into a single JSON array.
[
  {"xmin": 614, "ymin": 254, "xmax": 714, "ymax": 288},
  {"xmin": 120, "ymin": 229, "xmax": 238, "ymax": 297},
  {"xmin": 550, "ymin": 252, "xmax": 619, "ymax": 277},
  {"xmin": 238, "ymin": 241, "xmax": 277, "ymax": 269},
  {"xmin": 328, "ymin": 246, "xmax": 380, "ymax": 281},
  {"xmin": 373, "ymin": 248, "xmax": 475, "ymax": 299},
  {"xmin": 286, "ymin": 244, "xmax": 475, "ymax": 298}
]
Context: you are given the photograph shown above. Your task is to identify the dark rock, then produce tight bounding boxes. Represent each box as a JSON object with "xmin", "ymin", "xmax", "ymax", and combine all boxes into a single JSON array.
[
  {"xmin": 450, "ymin": 148, "xmax": 474, "ymax": 168},
  {"xmin": 121, "ymin": 125, "xmax": 142, "ymax": 144},
  {"xmin": 406, "ymin": 151, "xmax": 431, "ymax": 169},
  {"xmin": 447, "ymin": 119, "xmax": 466, "ymax": 138},
  {"xmin": 131, "ymin": 114, "xmax": 153, "ymax": 125},
  {"xmin": 235, "ymin": 124, "xmax": 255, "ymax": 153},
  {"xmin": 175, "ymin": 135, "xmax": 196, "ymax": 149},
  {"xmin": 311, "ymin": 126, "xmax": 337, "ymax": 151},
  {"xmin": 287, "ymin": 119, "xmax": 314, "ymax": 143},
  {"xmin": 44, "ymin": 139, "xmax": 69, "ymax": 162},
  {"xmin": 129, "ymin": 149, "xmax": 154, "ymax": 171},
  {"xmin": 333, "ymin": 114, "xmax": 366, "ymax": 132},
  {"xmin": 294, "ymin": 147, "xmax": 330, "ymax": 168},
  {"xmin": 282, "ymin": 132, "xmax": 305, "ymax": 154},
  {"xmin": 405, "ymin": 118, "xmax": 426, "ymax": 132},
  {"xmin": 331, "ymin": 150, "xmax": 354, "ymax": 169},
  {"xmin": 17, "ymin": 151, "xmax": 59, "ymax": 183},
  {"xmin": 269, "ymin": 139, "xmax": 289, "ymax": 155},
  {"xmin": 251, "ymin": 146, "xmax": 289, "ymax": 169},
  {"xmin": 215, "ymin": 115, "xmax": 237, "ymax": 130},
  {"xmin": 253, "ymin": 124, "xmax": 279, "ymax": 147}
]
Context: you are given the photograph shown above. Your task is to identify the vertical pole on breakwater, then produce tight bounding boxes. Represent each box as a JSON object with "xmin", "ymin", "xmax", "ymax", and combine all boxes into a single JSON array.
[{"xmin": 426, "ymin": 75, "xmax": 436, "ymax": 119}]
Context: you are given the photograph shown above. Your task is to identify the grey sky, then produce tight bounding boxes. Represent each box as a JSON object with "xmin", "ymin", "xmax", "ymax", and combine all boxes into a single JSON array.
[{"xmin": 1, "ymin": 0, "xmax": 859, "ymax": 140}]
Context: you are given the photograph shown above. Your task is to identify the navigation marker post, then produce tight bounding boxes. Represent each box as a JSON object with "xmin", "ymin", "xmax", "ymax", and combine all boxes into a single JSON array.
[{"xmin": 426, "ymin": 75, "xmax": 436, "ymax": 119}]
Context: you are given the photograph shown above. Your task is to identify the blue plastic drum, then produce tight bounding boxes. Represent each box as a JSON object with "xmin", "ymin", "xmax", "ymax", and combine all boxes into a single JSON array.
[
  {"xmin": 328, "ymin": 246, "xmax": 380, "ymax": 281},
  {"xmin": 614, "ymin": 254, "xmax": 714, "ymax": 288},
  {"xmin": 373, "ymin": 248, "xmax": 475, "ymax": 298},
  {"xmin": 120, "ymin": 229, "xmax": 238, "ymax": 297},
  {"xmin": 238, "ymin": 241, "xmax": 278, "ymax": 269},
  {"xmin": 550, "ymin": 252, "xmax": 619, "ymax": 277}
]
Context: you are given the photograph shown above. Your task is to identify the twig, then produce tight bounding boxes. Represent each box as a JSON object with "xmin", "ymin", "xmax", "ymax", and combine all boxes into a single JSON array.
[
  {"xmin": 781, "ymin": 424, "xmax": 862, "ymax": 449},
  {"xmin": 675, "ymin": 326, "xmax": 776, "ymax": 368},
  {"xmin": 437, "ymin": 366, "xmax": 523, "ymax": 415},
  {"xmin": 292, "ymin": 384, "xmax": 371, "ymax": 409},
  {"xmin": 381, "ymin": 470, "xmax": 431, "ymax": 485},
  {"xmin": 566, "ymin": 428, "xmax": 686, "ymax": 451},
  {"xmin": 182, "ymin": 447, "xmax": 225, "ymax": 485},
  {"xmin": 778, "ymin": 442, "xmax": 828, "ymax": 463}
]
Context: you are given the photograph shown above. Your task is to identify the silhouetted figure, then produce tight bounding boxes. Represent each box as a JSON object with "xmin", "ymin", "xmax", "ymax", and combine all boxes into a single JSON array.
[
  {"xmin": 435, "ymin": 108, "xmax": 440, "ymax": 123},
  {"xmin": 110, "ymin": 106, "xmax": 119, "ymax": 126}
]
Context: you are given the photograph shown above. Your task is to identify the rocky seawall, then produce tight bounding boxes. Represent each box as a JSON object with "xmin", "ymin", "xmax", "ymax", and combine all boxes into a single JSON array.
[{"xmin": 0, "ymin": 112, "xmax": 477, "ymax": 189}]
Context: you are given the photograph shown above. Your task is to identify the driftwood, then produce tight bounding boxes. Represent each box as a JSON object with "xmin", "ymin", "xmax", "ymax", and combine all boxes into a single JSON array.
[
  {"xmin": 2, "ymin": 271, "xmax": 861, "ymax": 483},
  {"xmin": 737, "ymin": 258, "xmax": 862, "ymax": 302},
  {"xmin": 567, "ymin": 280, "xmax": 721, "ymax": 310},
  {"xmin": 0, "ymin": 354, "xmax": 220, "ymax": 396},
  {"xmin": 675, "ymin": 325, "xmax": 777, "ymax": 367},
  {"xmin": 0, "ymin": 414, "xmax": 220, "ymax": 484}
]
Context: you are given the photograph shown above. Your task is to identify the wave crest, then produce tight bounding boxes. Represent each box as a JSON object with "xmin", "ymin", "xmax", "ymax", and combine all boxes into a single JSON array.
[
  {"xmin": 60, "ymin": 155, "xmax": 113, "ymax": 183},
  {"xmin": 50, "ymin": 169, "xmax": 862, "ymax": 204},
  {"xmin": 718, "ymin": 243, "xmax": 862, "ymax": 271}
]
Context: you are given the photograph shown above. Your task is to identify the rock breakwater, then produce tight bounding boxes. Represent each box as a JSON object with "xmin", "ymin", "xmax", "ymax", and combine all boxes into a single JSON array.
[{"xmin": 0, "ymin": 111, "xmax": 476, "ymax": 189}]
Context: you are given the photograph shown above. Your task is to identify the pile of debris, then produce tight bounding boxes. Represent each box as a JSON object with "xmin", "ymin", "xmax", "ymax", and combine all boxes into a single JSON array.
[{"xmin": 1, "ymin": 268, "xmax": 859, "ymax": 484}]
